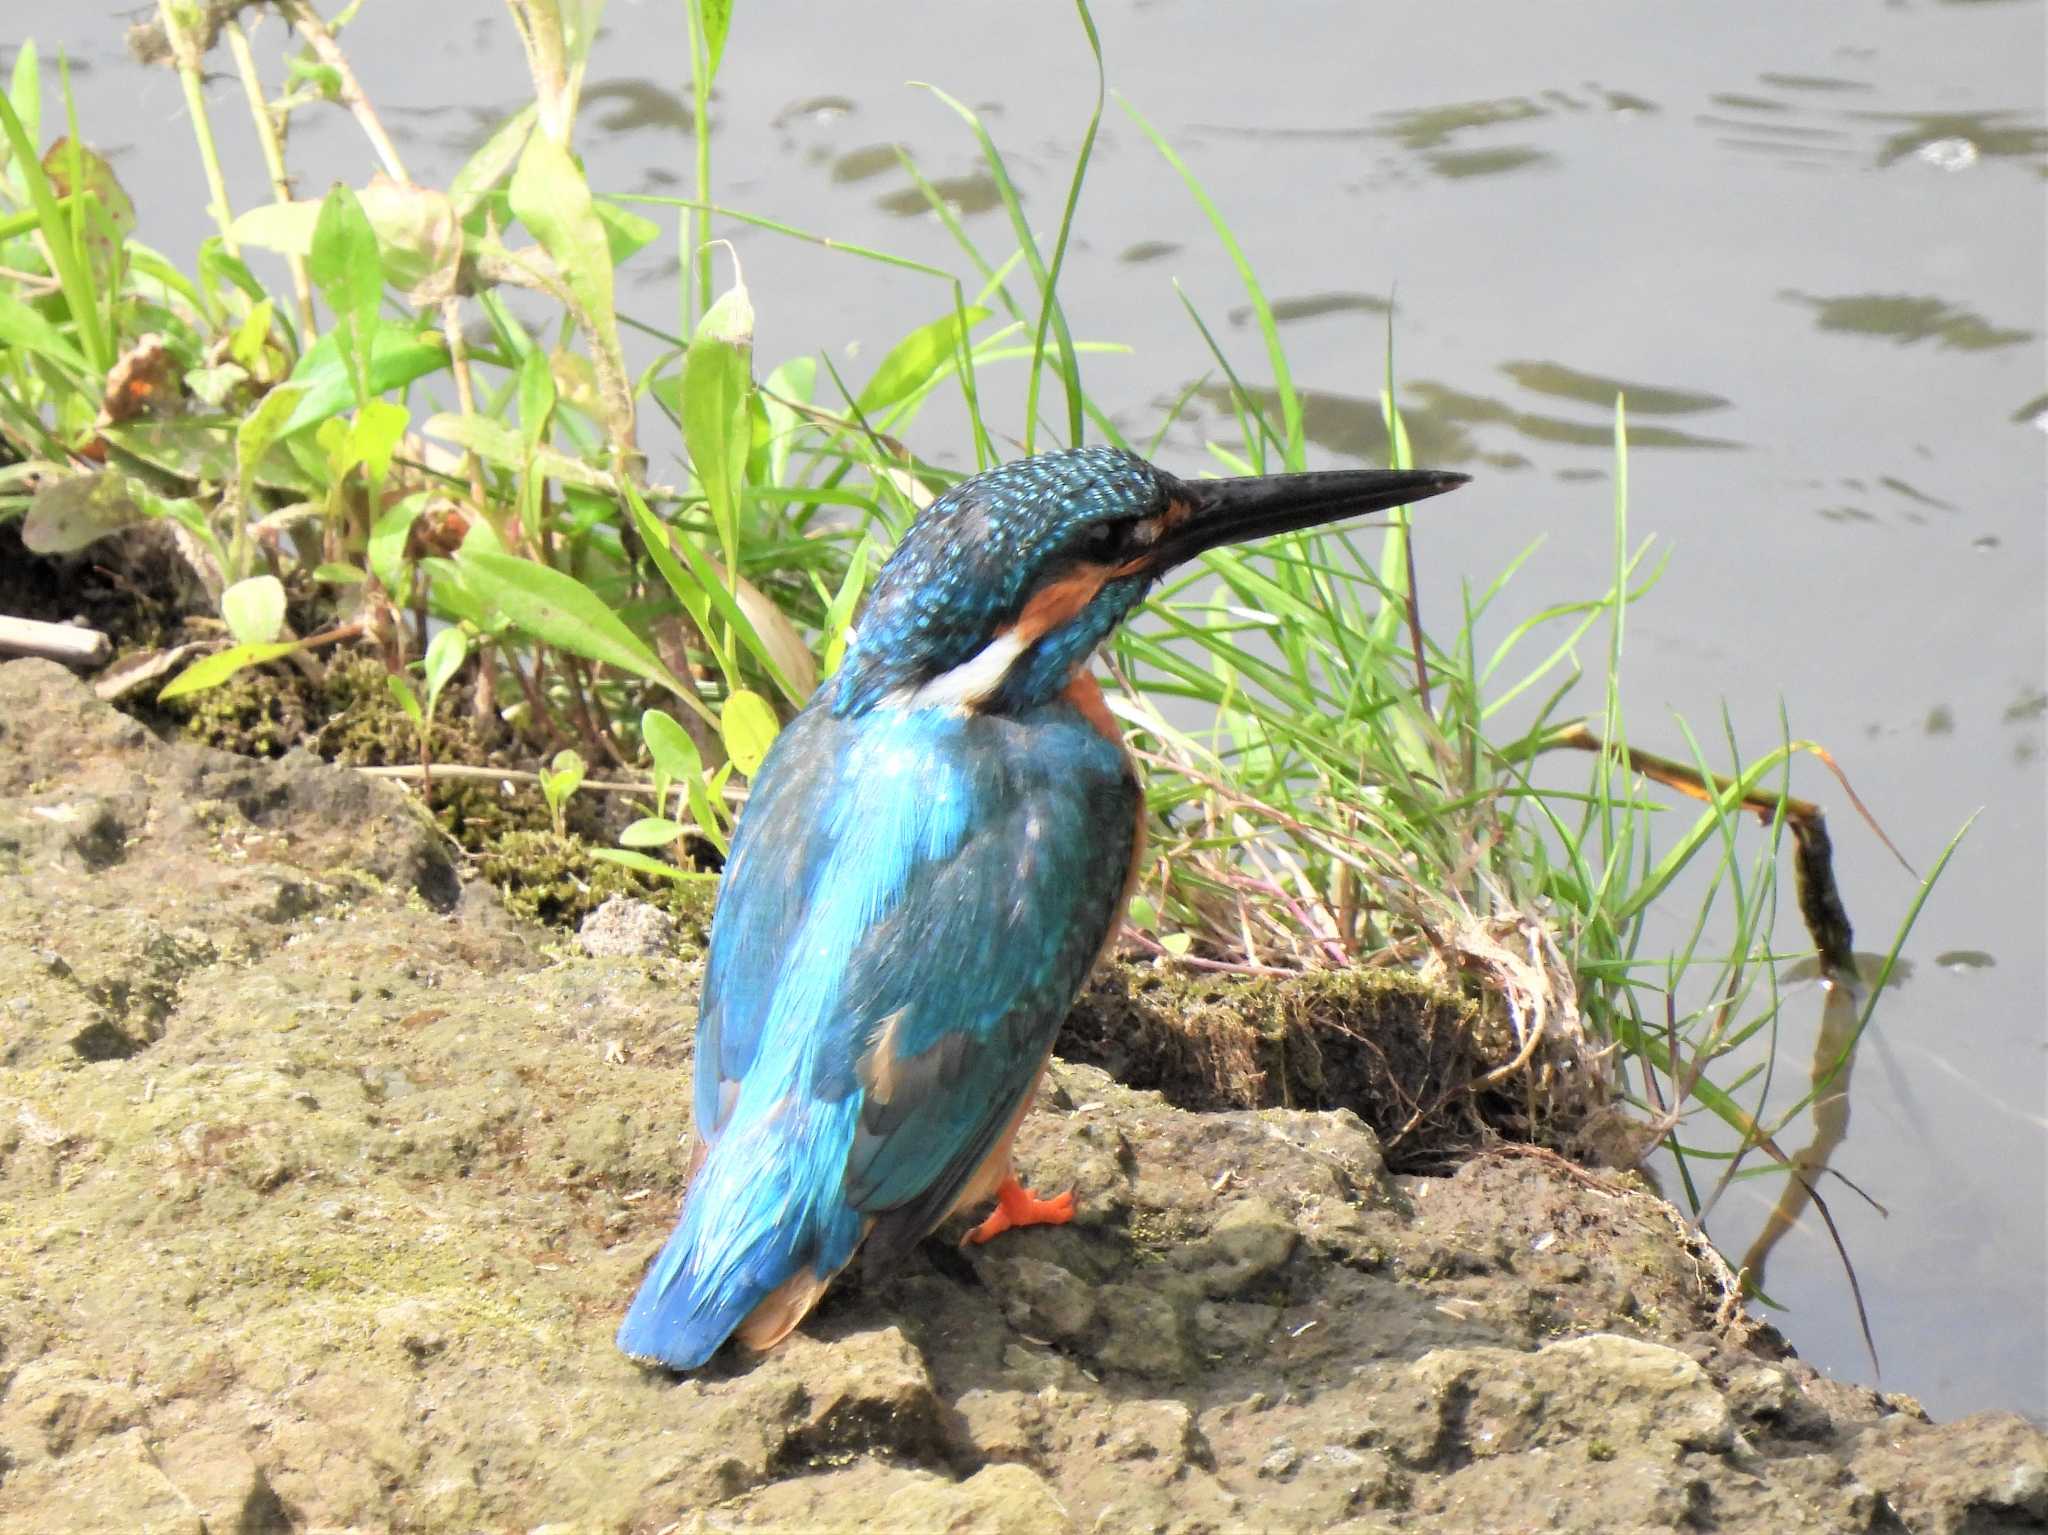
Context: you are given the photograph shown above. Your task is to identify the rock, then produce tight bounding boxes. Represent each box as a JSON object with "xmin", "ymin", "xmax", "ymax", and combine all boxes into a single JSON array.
[
  {"xmin": 0, "ymin": 1360, "xmax": 141, "ymax": 1459},
  {"xmin": 1393, "ymin": 1334, "xmax": 1737, "ymax": 1462},
  {"xmin": 768, "ymin": 1327, "xmax": 946, "ymax": 1466},
  {"xmin": 1185, "ymin": 1197, "xmax": 1297, "ymax": 1298},
  {"xmin": 1103, "ymin": 1398, "xmax": 1207, "ymax": 1470},
  {"xmin": 880, "ymin": 1463, "xmax": 1074, "ymax": 1534},
  {"xmin": 151, "ymin": 1431, "xmax": 293, "ymax": 1535},
  {"xmin": 950, "ymin": 1388, "xmax": 1047, "ymax": 1462},
  {"xmin": 578, "ymin": 895, "xmax": 678, "ymax": 958},
  {"xmin": 0, "ymin": 1429, "xmax": 198, "ymax": 1535},
  {"xmin": 990, "ymin": 1255, "xmax": 1097, "ymax": 1344},
  {"xmin": 1094, "ymin": 1283, "xmax": 1190, "ymax": 1380},
  {"xmin": 1724, "ymin": 1361, "xmax": 1835, "ymax": 1441},
  {"xmin": 1851, "ymin": 1410, "xmax": 2048, "ymax": 1535}
]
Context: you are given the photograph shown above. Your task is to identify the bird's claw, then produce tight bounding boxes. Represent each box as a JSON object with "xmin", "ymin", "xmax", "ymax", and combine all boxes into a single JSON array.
[{"xmin": 963, "ymin": 1174, "xmax": 1076, "ymax": 1246}]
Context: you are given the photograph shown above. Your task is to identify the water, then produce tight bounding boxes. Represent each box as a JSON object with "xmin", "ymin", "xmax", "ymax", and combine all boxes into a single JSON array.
[{"xmin": 13, "ymin": 0, "xmax": 2043, "ymax": 1421}]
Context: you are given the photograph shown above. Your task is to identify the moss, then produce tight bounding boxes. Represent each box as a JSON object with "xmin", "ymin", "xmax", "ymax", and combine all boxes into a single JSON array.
[
  {"xmin": 165, "ymin": 664, "xmax": 312, "ymax": 758},
  {"xmin": 309, "ymin": 655, "xmax": 502, "ymax": 775},
  {"xmin": 476, "ymin": 827, "xmax": 716, "ymax": 940},
  {"xmin": 1057, "ymin": 963, "xmax": 1518, "ymax": 1171}
]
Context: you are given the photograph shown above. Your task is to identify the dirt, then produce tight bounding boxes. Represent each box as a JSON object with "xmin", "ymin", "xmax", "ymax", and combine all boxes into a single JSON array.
[{"xmin": 2, "ymin": 655, "xmax": 2044, "ymax": 1534}]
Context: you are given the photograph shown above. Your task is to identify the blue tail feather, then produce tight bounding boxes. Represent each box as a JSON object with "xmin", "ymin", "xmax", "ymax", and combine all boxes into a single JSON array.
[{"xmin": 617, "ymin": 1101, "xmax": 863, "ymax": 1370}]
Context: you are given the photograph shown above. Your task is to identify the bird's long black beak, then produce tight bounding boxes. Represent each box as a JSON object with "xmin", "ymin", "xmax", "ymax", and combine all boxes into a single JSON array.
[{"xmin": 1157, "ymin": 466, "xmax": 1469, "ymax": 569}]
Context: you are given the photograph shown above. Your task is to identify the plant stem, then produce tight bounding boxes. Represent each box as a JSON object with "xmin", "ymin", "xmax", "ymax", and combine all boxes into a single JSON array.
[
  {"xmin": 223, "ymin": 19, "xmax": 315, "ymax": 337},
  {"xmin": 439, "ymin": 296, "xmax": 491, "ymax": 515},
  {"xmin": 156, "ymin": 1, "xmax": 238, "ymax": 251},
  {"xmin": 282, "ymin": 1, "xmax": 410, "ymax": 183},
  {"xmin": 687, "ymin": 0, "xmax": 713, "ymax": 329}
]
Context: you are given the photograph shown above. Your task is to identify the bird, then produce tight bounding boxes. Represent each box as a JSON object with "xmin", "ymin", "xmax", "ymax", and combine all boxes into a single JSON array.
[{"xmin": 617, "ymin": 445, "xmax": 1469, "ymax": 1369}]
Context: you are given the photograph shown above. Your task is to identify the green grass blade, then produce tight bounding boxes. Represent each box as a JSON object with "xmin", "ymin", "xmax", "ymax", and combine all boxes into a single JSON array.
[{"xmin": 1121, "ymin": 93, "xmax": 1302, "ymax": 469}]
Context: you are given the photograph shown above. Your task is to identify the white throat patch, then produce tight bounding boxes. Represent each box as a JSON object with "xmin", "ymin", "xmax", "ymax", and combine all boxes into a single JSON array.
[{"xmin": 887, "ymin": 629, "xmax": 1030, "ymax": 713}]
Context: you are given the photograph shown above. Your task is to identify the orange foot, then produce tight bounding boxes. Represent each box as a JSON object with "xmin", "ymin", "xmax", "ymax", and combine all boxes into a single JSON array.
[{"xmin": 963, "ymin": 1174, "xmax": 1076, "ymax": 1246}]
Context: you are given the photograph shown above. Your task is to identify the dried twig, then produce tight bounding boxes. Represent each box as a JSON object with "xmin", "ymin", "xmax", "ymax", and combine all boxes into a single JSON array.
[
  {"xmin": 281, "ymin": 1, "xmax": 410, "ymax": 183},
  {"xmin": 0, "ymin": 615, "xmax": 111, "ymax": 666}
]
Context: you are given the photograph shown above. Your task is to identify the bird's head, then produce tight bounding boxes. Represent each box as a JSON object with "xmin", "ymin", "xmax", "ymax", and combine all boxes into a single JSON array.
[{"xmin": 832, "ymin": 446, "xmax": 1467, "ymax": 717}]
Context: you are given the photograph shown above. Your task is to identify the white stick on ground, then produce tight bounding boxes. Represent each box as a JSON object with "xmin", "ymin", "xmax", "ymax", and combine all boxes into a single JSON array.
[{"xmin": 0, "ymin": 615, "xmax": 112, "ymax": 667}]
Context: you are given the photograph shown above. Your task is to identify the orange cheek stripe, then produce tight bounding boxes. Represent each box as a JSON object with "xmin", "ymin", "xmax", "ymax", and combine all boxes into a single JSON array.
[{"xmin": 1013, "ymin": 564, "xmax": 1112, "ymax": 645}]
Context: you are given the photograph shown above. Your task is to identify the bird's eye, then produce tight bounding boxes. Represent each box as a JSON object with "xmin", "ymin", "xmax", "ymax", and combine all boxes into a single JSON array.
[{"xmin": 1069, "ymin": 521, "xmax": 1125, "ymax": 563}]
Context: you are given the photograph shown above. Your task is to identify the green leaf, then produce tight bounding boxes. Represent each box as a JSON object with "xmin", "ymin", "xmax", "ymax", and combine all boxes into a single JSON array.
[
  {"xmin": 351, "ymin": 399, "xmax": 410, "ymax": 491},
  {"xmin": 307, "ymin": 185, "xmax": 378, "ymax": 303},
  {"xmin": 682, "ymin": 275, "xmax": 754, "ymax": 567},
  {"xmin": 368, "ymin": 492, "xmax": 427, "ymax": 593},
  {"xmin": 228, "ymin": 298, "xmax": 275, "ymax": 370},
  {"xmin": 1123, "ymin": 97, "xmax": 1303, "ymax": 470},
  {"xmin": 625, "ymin": 483, "xmax": 805, "ymax": 705},
  {"xmin": 41, "ymin": 136, "xmax": 134, "ymax": 291},
  {"xmin": 642, "ymin": 707, "xmax": 702, "ymax": 783},
  {"xmin": 619, "ymin": 816, "xmax": 686, "ymax": 848},
  {"xmin": 281, "ymin": 321, "xmax": 447, "ymax": 436},
  {"xmin": 424, "ymin": 410, "xmax": 523, "ymax": 469},
  {"xmin": 698, "ymin": 270, "xmax": 754, "ymax": 349},
  {"xmin": 313, "ymin": 563, "xmax": 367, "ymax": 584},
  {"xmin": 0, "ymin": 88, "xmax": 106, "ymax": 372},
  {"xmin": 234, "ymin": 180, "xmax": 459, "ymax": 304},
  {"xmin": 455, "ymin": 546, "xmax": 688, "ymax": 696},
  {"xmin": 365, "ymin": 176, "xmax": 461, "ymax": 302},
  {"xmin": 858, "ymin": 306, "xmax": 990, "ymax": 414},
  {"xmin": 591, "ymin": 846, "xmax": 716, "ymax": 883},
  {"xmin": 6, "ymin": 39, "xmax": 39, "ymax": 161},
  {"xmin": 422, "ymin": 625, "xmax": 468, "ymax": 712},
  {"xmin": 309, "ymin": 184, "xmax": 383, "ymax": 405},
  {"xmin": 759, "ymin": 354, "xmax": 815, "ymax": 485},
  {"xmin": 158, "ymin": 641, "xmax": 302, "ymax": 701},
  {"xmin": 21, "ymin": 471, "xmax": 150, "ymax": 554},
  {"xmin": 98, "ymin": 419, "xmax": 231, "ymax": 483},
  {"xmin": 1160, "ymin": 931, "xmax": 1193, "ymax": 957},
  {"xmin": 196, "ymin": 239, "xmax": 269, "ymax": 315},
  {"xmin": 236, "ymin": 384, "xmax": 310, "ymax": 518},
  {"xmin": 518, "ymin": 346, "xmax": 556, "ymax": 455},
  {"xmin": 686, "ymin": 775, "xmax": 729, "ymax": 855},
  {"xmin": 819, "ymin": 540, "xmax": 870, "ymax": 678},
  {"xmin": 538, "ymin": 748, "xmax": 587, "ymax": 820},
  {"xmin": 508, "ymin": 131, "xmax": 618, "ymax": 364},
  {"xmin": 699, "ymin": 0, "xmax": 733, "ymax": 78},
  {"xmin": 593, "ymin": 198, "xmax": 662, "ymax": 265},
  {"xmin": 450, "ymin": 104, "xmax": 536, "ymax": 218},
  {"xmin": 221, "ymin": 574, "xmax": 287, "ymax": 645},
  {"xmin": 719, "ymin": 688, "xmax": 779, "ymax": 778},
  {"xmin": 386, "ymin": 672, "xmax": 424, "ymax": 725},
  {"xmin": 0, "ymin": 287, "xmax": 87, "ymax": 371}
]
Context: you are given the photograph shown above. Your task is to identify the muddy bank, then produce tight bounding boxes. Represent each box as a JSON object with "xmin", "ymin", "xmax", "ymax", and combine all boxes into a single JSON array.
[{"xmin": 1, "ymin": 658, "xmax": 2042, "ymax": 1534}]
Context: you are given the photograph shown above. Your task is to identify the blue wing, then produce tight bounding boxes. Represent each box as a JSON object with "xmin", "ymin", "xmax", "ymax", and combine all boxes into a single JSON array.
[
  {"xmin": 694, "ymin": 701, "xmax": 1137, "ymax": 1168},
  {"xmin": 621, "ymin": 696, "xmax": 1137, "ymax": 1366}
]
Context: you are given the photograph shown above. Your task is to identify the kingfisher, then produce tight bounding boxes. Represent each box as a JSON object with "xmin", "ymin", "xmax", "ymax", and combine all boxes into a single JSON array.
[{"xmin": 617, "ymin": 445, "xmax": 1468, "ymax": 1369}]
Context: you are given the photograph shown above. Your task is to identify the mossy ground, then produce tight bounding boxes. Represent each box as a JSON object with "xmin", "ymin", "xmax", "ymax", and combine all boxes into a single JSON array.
[
  {"xmin": 148, "ymin": 650, "xmax": 718, "ymax": 932},
  {"xmin": 1059, "ymin": 963, "xmax": 1553, "ymax": 1172}
]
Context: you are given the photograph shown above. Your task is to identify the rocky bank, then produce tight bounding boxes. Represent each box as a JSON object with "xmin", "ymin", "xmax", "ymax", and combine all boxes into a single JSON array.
[{"xmin": 1, "ymin": 657, "xmax": 2042, "ymax": 1534}]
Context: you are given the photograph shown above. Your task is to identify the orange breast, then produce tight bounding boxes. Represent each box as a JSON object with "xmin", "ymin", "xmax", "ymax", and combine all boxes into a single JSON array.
[{"xmin": 1062, "ymin": 669, "xmax": 1121, "ymax": 746}]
